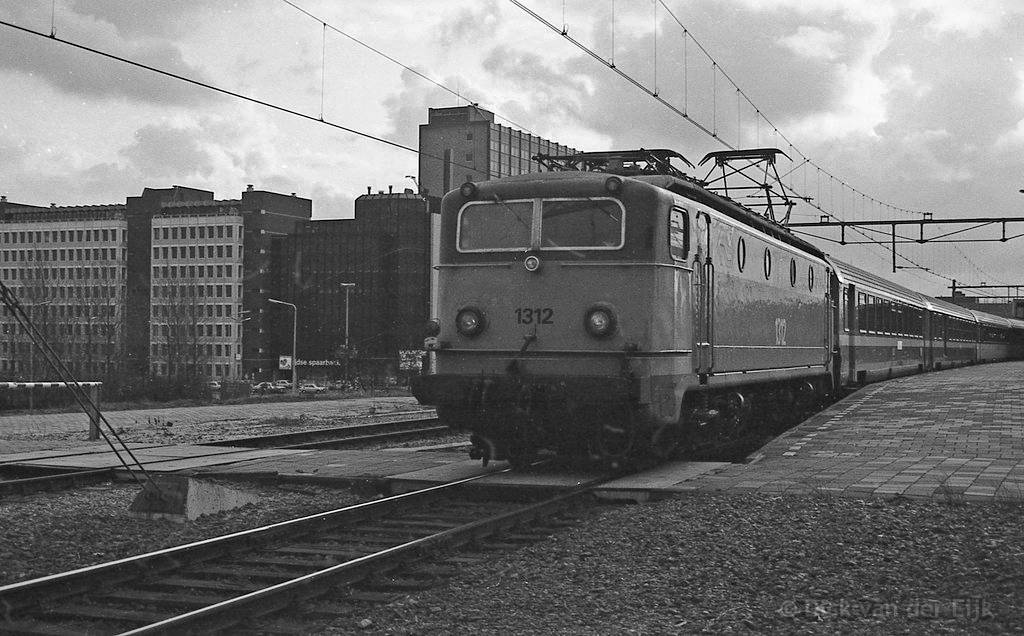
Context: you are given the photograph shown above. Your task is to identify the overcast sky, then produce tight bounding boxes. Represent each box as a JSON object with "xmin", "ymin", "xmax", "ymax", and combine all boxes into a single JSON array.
[{"xmin": 2, "ymin": 0, "xmax": 1023, "ymax": 297}]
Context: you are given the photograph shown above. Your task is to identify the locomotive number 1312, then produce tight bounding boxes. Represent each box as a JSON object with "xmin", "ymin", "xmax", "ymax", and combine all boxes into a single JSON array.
[{"xmin": 515, "ymin": 307, "xmax": 554, "ymax": 325}]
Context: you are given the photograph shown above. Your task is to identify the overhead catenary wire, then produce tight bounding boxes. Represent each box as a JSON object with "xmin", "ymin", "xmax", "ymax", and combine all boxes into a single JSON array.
[
  {"xmin": 278, "ymin": 0, "xmax": 536, "ymax": 134},
  {"xmin": 0, "ymin": 18, "xmax": 483, "ymax": 181},
  {"xmin": 511, "ymin": 0, "xmax": 1001, "ymax": 288}
]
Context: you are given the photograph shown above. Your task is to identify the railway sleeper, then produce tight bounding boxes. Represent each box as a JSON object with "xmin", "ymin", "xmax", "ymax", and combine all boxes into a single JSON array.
[
  {"xmin": 146, "ymin": 575, "xmax": 260, "ymax": 592},
  {"xmin": 98, "ymin": 588, "xmax": 235, "ymax": 607}
]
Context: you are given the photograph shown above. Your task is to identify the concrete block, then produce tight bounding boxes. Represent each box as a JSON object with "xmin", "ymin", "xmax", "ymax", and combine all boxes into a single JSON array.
[{"xmin": 129, "ymin": 474, "xmax": 259, "ymax": 521}]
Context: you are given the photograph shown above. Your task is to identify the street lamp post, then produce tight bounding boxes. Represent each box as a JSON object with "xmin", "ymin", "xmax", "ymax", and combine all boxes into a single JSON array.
[
  {"xmin": 339, "ymin": 283, "xmax": 356, "ymax": 382},
  {"xmin": 267, "ymin": 298, "xmax": 298, "ymax": 395}
]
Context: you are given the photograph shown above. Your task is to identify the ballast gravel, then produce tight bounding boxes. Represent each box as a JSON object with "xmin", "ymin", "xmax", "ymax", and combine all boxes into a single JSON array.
[
  {"xmin": 334, "ymin": 493, "xmax": 1023, "ymax": 635},
  {"xmin": 0, "ymin": 482, "xmax": 362, "ymax": 585},
  {"xmin": 2, "ymin": 481, "xmax": 1021, "ymax": 633}
]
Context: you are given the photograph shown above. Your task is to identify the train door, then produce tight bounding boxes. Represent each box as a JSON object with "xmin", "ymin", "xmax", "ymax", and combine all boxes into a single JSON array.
[
  {"xmin": 692, "ymin": 211, "xmax": 714, "ymax": 380},
  {"xmin": 827, "ymin": 269, "xmax": 840, "ymax": 393},
  {"xmin": 846, "ymin": 283, "xmax": 857, "ymax": 383},
  {"xmin": 923, "ymin": 310, "xmax": 933, "ymax": 370}
]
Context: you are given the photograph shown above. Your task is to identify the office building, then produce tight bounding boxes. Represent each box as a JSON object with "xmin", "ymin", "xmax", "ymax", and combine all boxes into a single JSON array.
[{"xmin": 276, "ymin": 188, "xmax": 430, "ymax": 379}]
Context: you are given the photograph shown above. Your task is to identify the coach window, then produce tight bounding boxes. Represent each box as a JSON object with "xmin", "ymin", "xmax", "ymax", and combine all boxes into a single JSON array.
[
  {"xmin": 736, "ymin": 237, "xmax": 746, "ymax": 272},
  {"xmin": 763, "ymin": 247, "xmax": 772, "ymax": 280},
  {"xmin": 789, "ymin": 258, "xmax": 797, "ymax": 287},
  {"xmin": 669, "ymin": 208, "xmax": 688, "ymax": 261},
  {"xmin": 808, "ymin": 266, "xmax": 815, "ymax": 291}
]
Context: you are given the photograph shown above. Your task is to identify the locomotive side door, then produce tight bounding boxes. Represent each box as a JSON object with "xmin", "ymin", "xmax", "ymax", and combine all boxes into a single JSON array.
[{"xmin": 692, "ymin": 211, "xmax": 714, "ymax": 380}]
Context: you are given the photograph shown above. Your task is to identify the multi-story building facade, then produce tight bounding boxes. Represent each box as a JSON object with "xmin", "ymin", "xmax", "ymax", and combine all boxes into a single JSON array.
[
  {"xmin": 274, "ymin": 188, "xmax": 430, "ymax": 380},
  {"xmin": 149, "ymin": 205, "xmax": 245, "ymax": 379},
  {"xmin": 0, "ymin": 203, "xmax": 128, "ymax": 380},
  {"xmin": 0, "ymin": 186, "xmax": 310, "ymax": 384}
]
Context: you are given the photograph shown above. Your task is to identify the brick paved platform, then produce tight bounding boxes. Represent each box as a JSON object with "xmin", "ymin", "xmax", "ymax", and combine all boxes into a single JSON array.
[{"xmin": 682, "ymin": 361, "xmax": 1024, "ymax": 501}]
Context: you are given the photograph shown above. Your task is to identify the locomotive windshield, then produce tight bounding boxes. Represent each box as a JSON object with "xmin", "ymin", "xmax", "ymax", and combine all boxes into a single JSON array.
[
  {"xmin": 541, "ymin": 200, "xmax": 623, "ymax": 249},
  {"xmin": 458, "ymin": 200, "xmax": 532, "ymax": 250},
  {"xmin": 457, "ymin": 197, "xmax": 624, "ymax": 252}
]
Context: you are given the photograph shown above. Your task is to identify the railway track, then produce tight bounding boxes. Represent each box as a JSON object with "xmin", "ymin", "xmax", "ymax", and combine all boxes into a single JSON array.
[
  {"xmin": 0, "ymin": 466, "xmax": 115, "ymax": 499},
  {"xmin": 0, "ymin": 469, "xmax": 604, "ymax": 635},
  {"xmin": 206, "ymin": 416, "xmax": 452, "ymax": 450}
]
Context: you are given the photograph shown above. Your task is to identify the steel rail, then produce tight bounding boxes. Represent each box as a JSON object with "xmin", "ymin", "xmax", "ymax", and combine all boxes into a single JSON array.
[
  {"xmin": 206, "ymin": 417, "xmax": 444, "ymax": 449},
  {"xmin": 123, "ymin": 479, "xmax": 600, "ymax": 635},
  {"xmin": 0, "ymin": 468, "xmax": 115, "ymax": 498},
  {"xmin": 0, "ymin": 466, "xmax": 607, "ymax": 635},
  {"xmin": 0, "ymin": 469, "xmax": 508, "ymax": 613}
]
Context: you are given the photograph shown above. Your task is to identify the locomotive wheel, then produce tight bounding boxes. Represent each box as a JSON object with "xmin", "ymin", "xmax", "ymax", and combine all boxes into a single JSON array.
[
  {"xmin": 507, "ymin": 446, "xmax": 537, "ymax": 470},
  {"xmin": 436, "ymin": 405, "xmax": 475, "ymax": 431},
  {"xmin": 590, "ymin": 408, "xmax": 637, "ymax": 465},
  {"xmin": 650, "ymin": 422, "xmax": 683, "ymax": 459}
]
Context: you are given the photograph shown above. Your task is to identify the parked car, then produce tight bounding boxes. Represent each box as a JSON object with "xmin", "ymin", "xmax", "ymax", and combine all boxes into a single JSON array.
[
  {"xmin": 207, "ymin": 381, "xmax": 222, "ymax": 391},
  {"xmin": 251, "ymin": 381, "xmax": 279, "ymax": 394},
  {"xmin": 299, "ymin": 382, "xmax": 327, "ymax": 395},
  {"xmin": 273, "ymin": 380, "xmax": 292, "ymax": 390}
]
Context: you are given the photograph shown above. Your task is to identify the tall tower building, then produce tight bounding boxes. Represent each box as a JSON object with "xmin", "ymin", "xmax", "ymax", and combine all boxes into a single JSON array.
[{"xmin": 417, "ymin": 106, "xmax": 579, "ymax": 318}]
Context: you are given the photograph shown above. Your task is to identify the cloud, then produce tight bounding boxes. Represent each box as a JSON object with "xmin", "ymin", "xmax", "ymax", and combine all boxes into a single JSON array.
[
  {"xmin": 68, "ymin": 0, "xmax": 217, "ymax": 39},
  {"xmin": 382, "ymin": 68, "xmax": 463, "ymax": 147},
  {"xmin": 778, "ymin": 26, "xmax": 844, "ymax": 60},
  {"xmin": 118, "ymin": 124, "xmax": 215, "ymax": 179},
  {"xmin": 0, "ymin": 3, "xmax": 219, "ymax": 106},
  {"xmin": 436, "ymin": 0, "xmax": 501, "ymax": 48}
]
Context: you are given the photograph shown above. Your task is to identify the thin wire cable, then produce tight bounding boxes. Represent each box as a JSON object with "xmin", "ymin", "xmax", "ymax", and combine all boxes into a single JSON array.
[
  {"xmin": 319, "ymin": 21, "xmax": 326, "ymax": 121},
  {"xmin": 652, "ymin": 0, "xmax": 657, "ymax": 95},
  {"xmin": 279, "ymin": 0, "xmax": 536, "ymax": 133},
  {"xmin": 0, "ymin": 19, "xmax": 481, "ymax": 178}
]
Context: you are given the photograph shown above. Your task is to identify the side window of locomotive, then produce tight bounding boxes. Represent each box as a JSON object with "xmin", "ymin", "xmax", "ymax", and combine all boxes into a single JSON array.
[
  {"xmin": 540, "ymin": 198, "xmax": 624, "ymax": 249},
  {"xmin": 458, "ymin": 201, "xmax": 533, "ymax": 252},
  {"xmin": 669, "ymin": 208, "xmax": 689, "ymax": 261}
]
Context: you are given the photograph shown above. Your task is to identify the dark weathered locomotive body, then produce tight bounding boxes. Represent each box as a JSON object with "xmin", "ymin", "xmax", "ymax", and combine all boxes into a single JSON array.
[{"xmin": 410, "ymin": 151, "xmax": 1024, "ymax": 465}]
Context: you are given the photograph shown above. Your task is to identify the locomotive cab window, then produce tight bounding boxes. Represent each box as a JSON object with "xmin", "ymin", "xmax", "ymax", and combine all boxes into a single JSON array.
[
  {"xmin": 541, "ymin": 199, "xmax": 624, "ymax": 249},
  {"xmin": 669, "ymin": 208, "xmax": 689, "ymax": 261},
  {"xmin": 458, "ymin": 200, "xmax": 532, "ymax": 251},
  {"xmin": 458, "ymin": 198, "xmax": 625, "ymax": 253}
]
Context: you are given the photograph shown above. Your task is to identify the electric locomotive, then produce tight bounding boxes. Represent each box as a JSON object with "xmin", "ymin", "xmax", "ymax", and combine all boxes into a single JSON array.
[{"xmin": 411, "ymin": 149, "xmax": 836, "ymax": 465}]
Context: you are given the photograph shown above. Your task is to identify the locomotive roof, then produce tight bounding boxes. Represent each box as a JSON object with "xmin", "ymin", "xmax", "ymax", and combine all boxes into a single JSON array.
[{"xmin": 628, "ymin": 174, "xmax": 828, "ymax": 260}]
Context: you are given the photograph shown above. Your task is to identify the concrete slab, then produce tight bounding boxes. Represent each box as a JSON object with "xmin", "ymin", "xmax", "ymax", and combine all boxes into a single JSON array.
[
  {"xmin": 0, "ymin": 443, "xmax": 162, "ymax": 463},
  {"xmin": 11, "ymin": 445, "xmax": 310, "ymax": 472},
  {"xmin": 195, "ymin": 449, "xmax": 466, "ymax": 485},
  {"xmin": 596, "ymin": 461, "xmax": 732, "ymax": 502},
  {"xmin": 386, "ymin": 459, "xmax": 506, "ymax": 493}
]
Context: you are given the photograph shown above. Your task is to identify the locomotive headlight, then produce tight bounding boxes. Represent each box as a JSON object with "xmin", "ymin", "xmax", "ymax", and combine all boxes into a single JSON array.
[
  {"xmin": 584, "ymin": 304, "xmax": 617, "ymax": 338},
  {"xmin": 455, "ymin": 307, "xmax": 486, "ymax": 337},
  {"xmin": 604, "ymin": 176, "xmax": 623, "ymax": 194},
  {"xmin": 425, "ymin": 318, "xmax": 441, "ymax": 337},
  {"xmin": 459, "ymin": 182, "xmax": 478, "ymax": 199}
]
